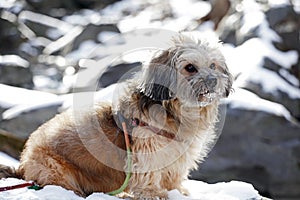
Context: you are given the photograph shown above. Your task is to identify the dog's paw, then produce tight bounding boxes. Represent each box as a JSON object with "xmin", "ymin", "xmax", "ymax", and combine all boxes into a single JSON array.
[
  {"xmin": 178, "ymin": 186, "xmax": 190, "ymax": 196},
  {"xmin": 132, "ymin": 189, "xmax": 168, "ymax": 200}
]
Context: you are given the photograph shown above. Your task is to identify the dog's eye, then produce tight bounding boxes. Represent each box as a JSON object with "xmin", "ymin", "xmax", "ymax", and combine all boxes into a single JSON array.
[
  {"xmin": 209, "ymin": 63, "xmax": 216, "ymax": 70},
  {"xmin": 184, "ymin": 64, "xmax": 198, "ymax": 73}
]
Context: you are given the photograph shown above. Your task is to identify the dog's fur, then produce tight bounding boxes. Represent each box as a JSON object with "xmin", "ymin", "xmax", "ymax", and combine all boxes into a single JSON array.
[{"xmin": 0, "ymin": 33, "xmax": 233, "ymax": 199}]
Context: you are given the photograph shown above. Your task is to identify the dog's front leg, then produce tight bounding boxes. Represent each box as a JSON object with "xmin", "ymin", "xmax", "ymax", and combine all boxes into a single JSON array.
[{"xmin": 129, "ymin": 172, "xmax": 168, "ymax": 200}]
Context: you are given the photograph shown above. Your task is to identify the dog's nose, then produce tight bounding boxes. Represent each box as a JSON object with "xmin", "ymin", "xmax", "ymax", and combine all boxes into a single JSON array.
[{"xmin": 206, "ymin": 75, "xmax": 217, "ymax": 88}]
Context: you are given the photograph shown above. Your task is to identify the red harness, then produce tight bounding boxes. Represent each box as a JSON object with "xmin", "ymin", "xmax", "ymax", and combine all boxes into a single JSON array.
[{"xmin": 130, "ymin": 118, "xmax": 178, "ymax": 141}]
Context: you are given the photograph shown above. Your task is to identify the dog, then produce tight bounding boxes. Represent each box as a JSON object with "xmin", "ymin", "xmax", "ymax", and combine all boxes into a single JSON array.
[{"xmin": 0, "ymin": 33, "xmax": 233, "ymax": 199}]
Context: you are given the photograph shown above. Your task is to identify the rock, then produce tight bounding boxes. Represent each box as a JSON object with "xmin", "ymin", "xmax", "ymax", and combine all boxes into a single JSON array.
[
  {"xmin": 218, "ymin": 9, "xmax": 260, "ymax": 46},
  {"xmin": 266, "ymin": 5, "xmax": 300, "ymax": 52},
  {"xmin": 0, "ymin": 104, "xmax": 60, "ymax": 140},
  {"xmin": 0, "ymin": 128, "xmax": 25, "ymax": 159},
  {"xmin": 0, "ymin": 18, "xmax": 24, "ymax": 54},
  {"xmin": 98, "ymin": 62, "xmax": 141, "ymax": 88},
  {"xmin": 0, "ymin": 84, "xmax": 64, "ymax": 139},
  {"xmin": 265, "ymin": 5, "xmax": 300, "ymax": 100},
  {"xmin": 25, "ymin": 0, "xmax": 121, "ymax": 16},
  {"xmin": 244, "ymin": 58, "xmax": 300, "ymax": 119},
  {"xmin": 0, "ymin": 55, "xmax": 33, "ymax": 88},
  {"xmin": 72, "ymin": 23, "xmax": 120, "ymax": 51},
  {"xmin": 190, "ymin": 107, "xmax": 300, "ymax": 199},
  {"xmin": 291, "ymin": 61, "xmax": 300, "ymax": 93}
]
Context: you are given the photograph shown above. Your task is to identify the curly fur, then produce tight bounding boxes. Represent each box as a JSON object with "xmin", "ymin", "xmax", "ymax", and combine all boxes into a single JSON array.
[{"xmin": 0, "ymin": 33, "xmax": 233, "ymax": 199}]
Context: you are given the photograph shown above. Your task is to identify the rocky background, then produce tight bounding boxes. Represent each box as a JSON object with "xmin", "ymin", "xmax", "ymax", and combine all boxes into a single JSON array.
[{"xmin": 0, "ymin": 0, "xmax": 299, "ymax": 199}]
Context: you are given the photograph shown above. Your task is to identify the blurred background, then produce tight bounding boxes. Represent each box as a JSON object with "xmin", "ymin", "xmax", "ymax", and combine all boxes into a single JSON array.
[{"xmin": 0, "ymin": 0, "xmax": 299, "ymax": 199}]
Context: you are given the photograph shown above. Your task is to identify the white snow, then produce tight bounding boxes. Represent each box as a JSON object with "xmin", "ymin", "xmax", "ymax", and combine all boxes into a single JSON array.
[
  {"xmin": 223, "ymin": 38, "xmax": 300, "ymax": 99},
  {"xmin": 169, "ymin": 0, "xmax": 210, "ymax": 19},
  {"xmin": 279, "ymin": 69, "xmax": 299, "ymax": 87},
  {"xmin": 223, "ymin": 0, "xmax": 300, "ymax": 100},
  {"xmin": 0, "ymin": 152, "xmax": 19, "ymax": 168},
  {"xmin": 268, "ymin": 0, "xmax": 291, "ymax": 7},
  {"xmin": 0, "ymin": 178, "xmax": 262, "ymax": 200},
  {"xmin": 240, "ymin": 0, "xmax": 266, "ymax": 36},
  {"xmin": 223, "ymin": 88, "xmax": 294, "ymax": 122},
  {"xmin": 0, "ymin": 84, "xmax": 60, "ymax": 109},
  {"xmin": 66, "ymin": 40, "xmax": 98, "ymax": 61},
  {"xmin": 0, "ymin": 55, "xmax": 29, "ymax": 68},
  {"xmin": 0, "ymin": 84, "xmax": 66, "ymax": 120},
  {"xmin": 0, "ymin": 152, "xmax": 262, "ymax": 200}
]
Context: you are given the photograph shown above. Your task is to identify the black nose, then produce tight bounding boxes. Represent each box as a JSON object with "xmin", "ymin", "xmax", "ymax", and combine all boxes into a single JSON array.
[{"xmin": 206, "ymin": 75, "xmax": 217, "ymax": 88}]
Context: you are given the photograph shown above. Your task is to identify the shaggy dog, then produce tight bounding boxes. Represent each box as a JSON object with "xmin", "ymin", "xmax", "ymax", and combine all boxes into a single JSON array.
[{"xmin": 0, "ymin": 33, "xmax": 233, "ymax": 199}]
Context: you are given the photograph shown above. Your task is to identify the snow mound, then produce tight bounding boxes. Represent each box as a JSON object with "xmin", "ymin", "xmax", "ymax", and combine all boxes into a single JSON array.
[
  {"xmin": 0, "ymin": 152, "xmax": 263, "ymax": 200},
  {"xmin": 0, "ymin": 178, "xmax": 262, "ymax": 200}
]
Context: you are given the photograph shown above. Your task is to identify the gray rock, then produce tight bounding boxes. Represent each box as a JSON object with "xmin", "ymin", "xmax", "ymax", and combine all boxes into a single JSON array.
[
  {"xmin": 0, "ymin": 18, "xmax": 24, "ymax": 54},
  {"xmin": 243, "ymin": 58, "xmax": 300, "ymax": 120},
  {"xmin": 72, "ymin": 23, "xmax": 120, "ymax": 51},
  {"xmin": 266, "ymin": 5, "xmax": 300, "ymax": 52},
  {"xmin": 0, "ymin": 55, "xmax": 33, "ymax": 88},
  {"xmin": 25, "ymin": 0, "xmax": 121, "ymax": 16},
  {"xmin": 190, "ymin": 107, "xmax": 300, "ymax": 199},
  {"xmin": 0, "ymin": 104, "xmax": 60, "ymax": 140},
  {"xmin": 98, "ymin": 62, "xmax": 142, "ymax": 88}
]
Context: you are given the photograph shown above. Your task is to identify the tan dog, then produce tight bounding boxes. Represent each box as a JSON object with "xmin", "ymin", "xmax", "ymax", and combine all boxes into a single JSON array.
[{"xmin": 0, "ymin": 33, "xmax": 233, "ymax": 199}]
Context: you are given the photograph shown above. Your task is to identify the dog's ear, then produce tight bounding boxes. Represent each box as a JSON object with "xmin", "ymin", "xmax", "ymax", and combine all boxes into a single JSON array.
[{"xmin": 139, "ymin": 50, "xmax": 177, "ymax": 101}]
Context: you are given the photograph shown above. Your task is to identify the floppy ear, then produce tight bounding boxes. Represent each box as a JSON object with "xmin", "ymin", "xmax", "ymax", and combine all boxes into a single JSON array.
[{"xmin": 139, "ymin": 50, "xmax": 177, "ymax": 101}]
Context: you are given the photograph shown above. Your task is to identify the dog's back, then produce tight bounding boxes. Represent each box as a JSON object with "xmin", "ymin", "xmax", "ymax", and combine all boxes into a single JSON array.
[{"xmin": 1, "ymin": 104, "xmax": 127, "ymax": 196}]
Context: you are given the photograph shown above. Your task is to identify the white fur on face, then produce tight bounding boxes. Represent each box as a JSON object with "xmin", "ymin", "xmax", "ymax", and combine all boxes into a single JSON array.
[{"xmin": 138, "ymin": 32, "xmax": 233, "ymax": 106}]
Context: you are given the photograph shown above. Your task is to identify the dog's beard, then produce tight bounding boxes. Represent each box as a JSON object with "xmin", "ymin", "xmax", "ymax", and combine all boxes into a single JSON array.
[{"xmin": 176, "ymin": 74, "xmax": 227, "ymax": 107}]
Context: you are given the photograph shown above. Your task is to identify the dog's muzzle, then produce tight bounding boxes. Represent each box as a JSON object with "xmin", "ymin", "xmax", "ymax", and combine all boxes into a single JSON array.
[{"xmin": 183, "ymin": 73, "xmax": 223, "ymax": 107}]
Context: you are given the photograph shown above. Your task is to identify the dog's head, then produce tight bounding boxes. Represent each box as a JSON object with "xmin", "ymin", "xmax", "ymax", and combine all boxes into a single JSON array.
[{"xmin": 138, "ymin": 33, "xmax": 233, "ymax": 107}]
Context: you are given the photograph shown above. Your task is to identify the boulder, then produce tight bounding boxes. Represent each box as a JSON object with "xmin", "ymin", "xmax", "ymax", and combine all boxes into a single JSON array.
[
  {"xmin": 25, "ymin": 0, "xmax": 121, "ymax": 16},
  {"xmin": 266, "ymin": 5, "xmax": 300, "ymax": 52},
  {"xmin": 72, "ymin": 23, "xmax": 120, "ymax": 52},
  {"xmin": 98, "ymin": 62, "xmax": 141, "ymax": 88},
  {"xmin": 0, "ymin": 104, "xmax": 60, "ymax": 140},
  {"xmin": 0, "ymin": 128, "xmax": 25, "ymax": 159},
  {"xmin": 190, "ymin": 106, "xmax": 300, "ymax": 199},
  {"xmin": 265, "ymin": 4, "xmax": 300, "ymax": 90},
  {"xmin": 0, "ymin": 18, "xmax": 24, "ymax": 54},
  {"xmin": 244, "ymin": 58, "xmax": 300, "ymax": 119},
  {"xmin": 0, "ymin": 55, "xmax": 33, "ymax": 88}
]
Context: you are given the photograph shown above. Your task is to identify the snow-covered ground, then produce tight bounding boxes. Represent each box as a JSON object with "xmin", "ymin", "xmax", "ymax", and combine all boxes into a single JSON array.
[{"xmin": 0, "ymin": 153, "xmax": 263, "ymax": 200}]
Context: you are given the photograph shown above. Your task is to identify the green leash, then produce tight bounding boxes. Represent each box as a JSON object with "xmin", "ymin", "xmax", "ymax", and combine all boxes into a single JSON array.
[
  {"xmin": 107, "ymin": 148, "xmax": 132, "ymax": 195},
  {"xmin": 107, "ymin": 120, "xmax": 132, "ymax": 196}
]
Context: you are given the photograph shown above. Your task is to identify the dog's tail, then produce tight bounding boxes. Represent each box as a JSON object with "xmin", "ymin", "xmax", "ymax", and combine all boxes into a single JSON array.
[{"xmin": 0, "ymin": 164, "xmax": 21, "ymax": 179}]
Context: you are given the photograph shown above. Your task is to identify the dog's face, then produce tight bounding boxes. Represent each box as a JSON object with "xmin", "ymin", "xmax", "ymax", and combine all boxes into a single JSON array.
[{"xmin": 139, "ymin": 33, "xmax": 233, "ymax": 107}]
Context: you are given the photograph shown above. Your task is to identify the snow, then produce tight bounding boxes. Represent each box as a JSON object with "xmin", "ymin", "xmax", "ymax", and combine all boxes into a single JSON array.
[
  {"xmin": 0, "ymin": 178, "xmax": 262, "ymax": 200},
  {"xmin": 0, "ymin": 84, "xmax": 61, "ymax": 109},
  {"xmin": 169, "ymin": 0, "xmax": 210, "ymax": 19},
  {"xmin": 224, "ymin": 88, "xmax": 294, "ymax": 122},
  {"xmin": 240, "ymin": 0, "xmax": 266, "ymax": 36},
  {"xmin": 279, "ymin": 69, "xmax": 299, "ymax": 87},
  {"xmin": 268, "ymin": 0, "xmax": 291, "ymax": 7},
  {"xmin": 0, "ymin": 84, "xmax": 67, "ymax": 120},
  {"xmin": 0, "ymin": 152, "xmax": 262, "ymax": 200},
  {"xmin": 0, "ymin": 55, "xmax": 29, "ymax": 68},
  {"xmin": 223, "ymin": 38, "xmax": 300, "ymax": 99},
  {"xmin": 0, "ymin": 152, "xmax": 19, "ymax": 168},
  {"xmin": 66, "ymin": 40, "xmax": 98, "ymax": 61}
]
